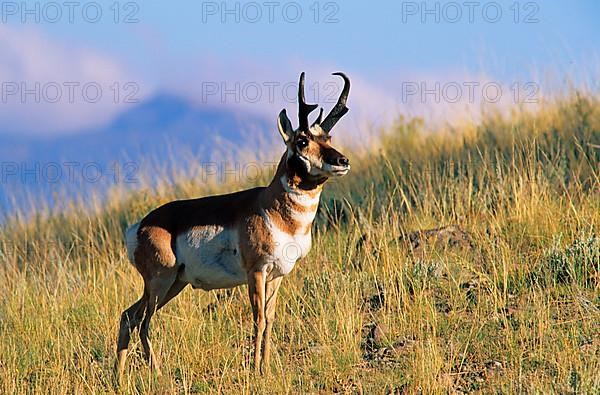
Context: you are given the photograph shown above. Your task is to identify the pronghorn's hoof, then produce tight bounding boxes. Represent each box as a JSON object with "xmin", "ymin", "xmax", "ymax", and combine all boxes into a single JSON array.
[{"xmin": 115, "ymin": 350, "xmax": 128, "ymax": 385}]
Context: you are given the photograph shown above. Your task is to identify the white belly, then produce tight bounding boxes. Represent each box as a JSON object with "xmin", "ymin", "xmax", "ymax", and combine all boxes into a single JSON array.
[{"xmin": 176, "ymin": 225, "xmax": 247, "ymax": 290}]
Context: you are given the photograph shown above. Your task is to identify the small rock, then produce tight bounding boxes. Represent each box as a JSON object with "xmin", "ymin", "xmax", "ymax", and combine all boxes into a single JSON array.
[
  {"xmin": 400, "ymin": 225, "xmax": 475, "ymax": 252},
  {"xmin": 310, "ymin": 344, "xmax": 326, "ymax": 355},
  {"xmin": 485, "ymin": 360, "xmax": 503, "ymax": 371},
  {"xmin": 371, "ymin": 323, "xmax": 388, "ymax": 344},
  {"xmin": 460, "ymin": 278, "xmax": 480, "ymax": 290}
]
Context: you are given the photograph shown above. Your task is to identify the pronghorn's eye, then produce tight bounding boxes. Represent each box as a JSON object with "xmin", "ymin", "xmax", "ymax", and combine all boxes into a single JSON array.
[{"xmin": 296, "ymin": 138, "xmax": 308, "ymax": 149}]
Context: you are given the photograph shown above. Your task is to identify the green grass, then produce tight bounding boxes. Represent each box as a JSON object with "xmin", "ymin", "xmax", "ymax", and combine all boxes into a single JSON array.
[{"xmin": 0, "ymin": 93, "xmax": 598, "ymax": 393}]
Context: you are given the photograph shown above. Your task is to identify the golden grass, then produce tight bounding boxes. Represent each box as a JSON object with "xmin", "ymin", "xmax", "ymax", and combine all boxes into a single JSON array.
[{"xmin": 0, "ymin": 93, "xmax": 598, "ymax": 393}]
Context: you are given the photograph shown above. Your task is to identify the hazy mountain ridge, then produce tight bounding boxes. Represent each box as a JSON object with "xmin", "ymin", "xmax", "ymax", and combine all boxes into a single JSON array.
[
  {"xmin": 0, "ymin": 93, "xmax": 272, "ymax": 218},
  {"xmin": 0, "ymin": 93, "xmax": 271, "ymax": 164}
]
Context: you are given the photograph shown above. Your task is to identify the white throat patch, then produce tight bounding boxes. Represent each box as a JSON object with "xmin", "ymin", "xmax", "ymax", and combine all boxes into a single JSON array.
[{"xmin": 280, "ymin": 175, "xmax": 321, "ymax": 207}]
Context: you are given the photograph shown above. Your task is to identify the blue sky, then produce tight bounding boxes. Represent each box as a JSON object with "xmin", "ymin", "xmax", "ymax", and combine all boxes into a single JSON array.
[
  {"xmin": 1, "ymin": 1, "xmax": 599, "ymax": 135},
  {"xmin": 38, "ymin": 1, "xmax": 600, "ymax": 73}
]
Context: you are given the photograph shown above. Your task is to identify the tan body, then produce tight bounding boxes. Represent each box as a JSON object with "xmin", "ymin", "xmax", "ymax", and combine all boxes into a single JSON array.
[{"xmin": 116, "ymin": 72, "xmax": 351, "ymax": 380}]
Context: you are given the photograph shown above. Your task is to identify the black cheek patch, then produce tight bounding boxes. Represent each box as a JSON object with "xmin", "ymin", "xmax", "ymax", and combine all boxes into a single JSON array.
[{"xmin": 289, "ymin": 154, "xmax": 308, "ymax": 174}]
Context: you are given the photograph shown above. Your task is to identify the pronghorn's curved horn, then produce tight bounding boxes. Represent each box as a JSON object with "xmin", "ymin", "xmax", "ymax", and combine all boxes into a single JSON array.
[
  {"xmin": 311, "ymin": 108, "xmax": 324, "ymax": 128},
  {"xmin": 298, "ymin": 72, "xmax": 318, "ymax": 131},
  {"xmin": 320, "ymin": 72, "xmax": 350, "ymax": 133}
]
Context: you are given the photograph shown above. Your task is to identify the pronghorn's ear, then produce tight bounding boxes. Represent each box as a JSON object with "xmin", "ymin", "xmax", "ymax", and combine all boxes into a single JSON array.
[{"xmin": 277, "ymin": 109, "xmax": 294, "ymax": 143}]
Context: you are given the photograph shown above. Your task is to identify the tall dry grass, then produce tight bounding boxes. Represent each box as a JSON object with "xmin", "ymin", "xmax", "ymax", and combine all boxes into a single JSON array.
[{"xmin": 0, "ymin": 93, "xmax": 598, "ymax": 393}]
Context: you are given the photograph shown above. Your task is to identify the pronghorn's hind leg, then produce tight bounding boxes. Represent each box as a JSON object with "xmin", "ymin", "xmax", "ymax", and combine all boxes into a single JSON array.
[
  {"xmin": 116, "ymin": 272, "xmax": 186, "ymax": 383},
  {"xmin": 117, "ymin": 225, "xmax": 186, "ymax": 381},
  {"xmin": 116, "ymin": 294, "xmax": 147, "ymax": 382},
  {"xmin": 138, "ymin": 270, "xmax": 185, "ymax": 376}
]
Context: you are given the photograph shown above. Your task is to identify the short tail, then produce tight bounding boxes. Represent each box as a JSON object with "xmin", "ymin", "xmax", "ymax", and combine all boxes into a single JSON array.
[{"xmin": 125, "ymin": 222, "xmax": 141, "ymax": 264}]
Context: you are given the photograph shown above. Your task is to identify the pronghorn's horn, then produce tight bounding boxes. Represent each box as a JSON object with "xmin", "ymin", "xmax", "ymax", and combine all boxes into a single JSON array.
[
  {"xmin": 298, "ymin": 72, "xmax": 318, "ymax": 131},
  {"xmin": 320, "ymin": 72, "xmax": 350, "ymax": 133},
  {"xmin": 311, "ymin": 108, "xmax": 324, "ymax": 128}
]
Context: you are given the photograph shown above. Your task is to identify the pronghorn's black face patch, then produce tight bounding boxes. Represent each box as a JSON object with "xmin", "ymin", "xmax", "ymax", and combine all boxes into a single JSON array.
[{"xmin": 286, "ymin": 126, "xmax": 350, "ymax": 179}]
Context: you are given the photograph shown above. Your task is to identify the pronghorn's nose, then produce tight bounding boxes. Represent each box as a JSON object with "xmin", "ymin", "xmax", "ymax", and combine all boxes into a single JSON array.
[{"xmin": 337, "ymin": 156, "xmax": 350, "ymax": 167}]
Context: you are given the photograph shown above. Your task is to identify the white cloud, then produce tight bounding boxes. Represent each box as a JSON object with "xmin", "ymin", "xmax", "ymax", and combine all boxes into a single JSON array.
[
  {"xmin": 0, "ymin": 25, "xmax": 151, "ymax": 136},
  {"xmin": 158, "ymin": 56, "xmax": 543, "ymax": 145},
  {"xmin": 0, "ymin": 27, "xmax": 551, "ymax": 140},
  {"xmin": 157, "ymin": 56, "xmax": 402, "ymax": 142}
]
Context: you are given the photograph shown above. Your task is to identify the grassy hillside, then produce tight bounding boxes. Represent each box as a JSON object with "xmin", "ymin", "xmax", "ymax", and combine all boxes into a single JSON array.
[{"xmin": 0, "ymin": 94, "xmax": 598, "ymax": 393}]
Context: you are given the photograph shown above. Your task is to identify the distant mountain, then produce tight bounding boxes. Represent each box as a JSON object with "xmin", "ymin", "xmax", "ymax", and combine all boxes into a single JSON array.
[
  {"xmin": 0, "ymin": 93, "xmax": 272, "ymax": 164},
  {"xmin": 0, "ymin": 93, "xmax": 272, "ymax": 219}
]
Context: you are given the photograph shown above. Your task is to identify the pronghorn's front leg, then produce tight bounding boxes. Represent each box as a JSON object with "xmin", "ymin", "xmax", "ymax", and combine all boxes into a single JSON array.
[
  {"xmin": 262, "ymin": 277, "xmax": 282, "ymax": 373},
  {"xmin": 248, "ymin": 269, "xmax": 267, "ymax": 373}
]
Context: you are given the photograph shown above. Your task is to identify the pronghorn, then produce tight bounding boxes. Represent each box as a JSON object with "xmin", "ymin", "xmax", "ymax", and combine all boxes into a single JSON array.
[{"xmin": 117, "ymin": 72, "xmax": 351, "ymax": 379}]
